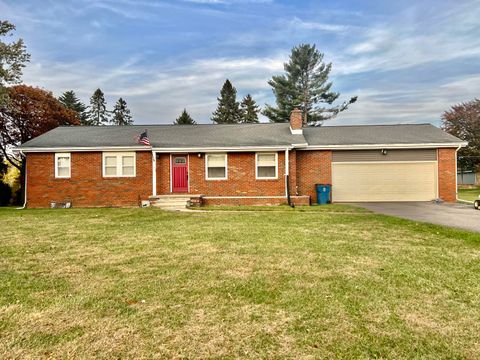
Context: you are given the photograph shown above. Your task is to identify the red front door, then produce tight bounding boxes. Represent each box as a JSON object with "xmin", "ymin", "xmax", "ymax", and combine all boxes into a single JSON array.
[{"xmin": 172, "ymin": 155, "xmax": 188, "ymax": 193}]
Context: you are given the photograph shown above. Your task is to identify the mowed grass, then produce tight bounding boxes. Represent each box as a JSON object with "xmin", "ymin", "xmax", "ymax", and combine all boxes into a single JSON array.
[
  {"xmin": 0, "ymin": 206, "xmax": 480, "ymax": 359},
  {"xmin": 458, "ymin": 186, "xmax": 480, "ymax": 202}
]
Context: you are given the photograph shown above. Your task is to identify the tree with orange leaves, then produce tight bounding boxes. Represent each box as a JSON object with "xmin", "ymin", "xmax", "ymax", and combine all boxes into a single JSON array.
[{"xmin": 0, "ymin": 85, "xmax": 79, "ymax": 171}]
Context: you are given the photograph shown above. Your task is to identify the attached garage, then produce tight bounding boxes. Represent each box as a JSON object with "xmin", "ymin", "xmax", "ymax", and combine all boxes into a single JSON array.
[{"xmin": 332, "ymin": 149, "xmax": 438, "ymax": 202}]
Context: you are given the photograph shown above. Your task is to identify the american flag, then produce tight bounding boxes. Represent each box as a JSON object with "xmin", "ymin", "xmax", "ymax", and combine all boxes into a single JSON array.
[{"xmin": 136, "ymin": 130, "xmax": 151, "ymax": 146}]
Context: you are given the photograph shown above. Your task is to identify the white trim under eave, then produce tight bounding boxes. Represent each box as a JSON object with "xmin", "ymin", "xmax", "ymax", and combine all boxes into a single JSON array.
[
  {"xmin": 303, "ymin": 142, "xmax": 468, "ymax": 150},
  {"xmin": 16, "ymin": 146, "xmax": 151, "ymax": 153},
  {"xmin": 153, "ymin": 146, "xmax": 293, "ymax": 153},
  {"xmin": 15, "ymin": 142, "xmax": 468, "ymax": 153}
]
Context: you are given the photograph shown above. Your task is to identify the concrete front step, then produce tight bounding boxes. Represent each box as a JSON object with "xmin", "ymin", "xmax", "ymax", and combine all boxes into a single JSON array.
[
  {"xmin": 149, "ymin": 195, "xmax": 203, "ymax": 210},
  {"xmin": 154, "ymin": 199, "xmax": 190, "ymax": 204}
]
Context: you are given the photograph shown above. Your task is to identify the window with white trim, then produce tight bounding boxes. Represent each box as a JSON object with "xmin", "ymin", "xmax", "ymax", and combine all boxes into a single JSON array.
[
  {"xmin": 55, "ymin": 153, "xmax": 71, "ymax": 178},
  {"xmin": 206, "ymin": 154, "xmax": 227, "ymax": 180},
  {"xmin": 256, "ymin": 153, "xmax": 278, "ymax": 179},
  {"xmin": 102, "ymin": 152, "xmax": 136, "ymax": 177}
]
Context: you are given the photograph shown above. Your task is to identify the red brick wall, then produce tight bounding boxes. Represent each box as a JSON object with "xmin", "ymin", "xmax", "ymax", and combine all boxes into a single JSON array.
[
  {"xmin": 156, "ymin": 153, "xmax": 171, "ymax": 194},
  {"xmin": 438, "ymin": 148, "xmax": 457, "ymax": 202},
  {"xmin": 296, "ymin": 150, "xmax": 332, "ymax": 204},
  {"xmin": 203, "ymin": 197, "xmax": 286, "ymax": 206},
  {"xmin": 158, "ymin": 152, "xmax": 287, "ymax": 197},
  {"xmin": 288, "ymin": 150, "xmax": 297, "ymax": 195},
  {"xmin": 25, "ymin": 147, "xmax": 457, "ymax": 207},
  {"xmin": 26, "ymin": 152, "xmax": 152, "ymax": 208}
]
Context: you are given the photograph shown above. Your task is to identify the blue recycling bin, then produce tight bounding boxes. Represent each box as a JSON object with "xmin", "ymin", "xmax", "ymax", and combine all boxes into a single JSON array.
[{"xmin": 316, "ymin": 184, "xmax": 331, "ymax": 205}]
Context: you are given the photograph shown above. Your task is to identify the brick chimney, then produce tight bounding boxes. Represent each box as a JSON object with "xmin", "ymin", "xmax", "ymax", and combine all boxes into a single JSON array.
[{"xmin": 290, "ymin": 108, "xmax": 303, "ymax": 134}]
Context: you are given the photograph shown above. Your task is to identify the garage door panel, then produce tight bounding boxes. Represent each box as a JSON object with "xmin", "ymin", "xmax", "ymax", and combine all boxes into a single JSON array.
[{"xmin": 332, "ymin": 162, "xmax": 437, "ymax": 202}]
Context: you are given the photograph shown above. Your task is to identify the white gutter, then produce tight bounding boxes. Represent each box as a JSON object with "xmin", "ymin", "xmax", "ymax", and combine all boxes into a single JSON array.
[
  {"xmin": 153, "ymin": 146, "xmax": 293, "ymax": 153},
  {"xmin": 15, "ymin": 142, "xmax": 468, "ymax": 153},
  {"xmin": 15, "ymin": 146, "xmax": 151, "ymax": 153},
  {"xmin": 15, "ymin": 145, "xmax": 295, "ymax": 153},
  {"xmin": 304, "ymin": 142, "xmax": 468, "ymax": 150}
]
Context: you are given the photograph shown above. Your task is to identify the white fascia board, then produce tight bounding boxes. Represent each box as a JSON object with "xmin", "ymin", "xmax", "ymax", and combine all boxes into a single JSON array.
[
  {"xmin": 152, "ymin": 146, "xmax": 292, "ymax": 153},
  {"xmin": 303, "ymin": 142, "xmax": 468, "ymax": 150},
  {"xmin": 15, "ymin": 141, "xmax": 468, "ymax": 153},
  {"xmin": 15, "ymin": 146, "xmax": 151, "ymax": 153}
]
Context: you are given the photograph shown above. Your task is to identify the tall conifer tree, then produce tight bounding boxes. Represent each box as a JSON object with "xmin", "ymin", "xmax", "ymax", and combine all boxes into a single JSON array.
[
  {"xmin": 240, "ymin": 94, "xmax": 260, "ymax": 123},
  {"xmin": 211, "ymin": 79, "xmax": 243, "ymax": 124},
  {"xmin": 174, "ymin": 109, "xmax": 196, "ymax": 124},
  {"xmin": 88, "ymin": 88, "xmax": 109, "ymax": 125},
  {"xmin": 264, "ymin": 44, "xmax": 356, "ymax": 126},
  {"xmin": 111, "ymin": 97, "xmax": 133, "ymax": 125},
  {"xmin": 58, "ymin": 90, "xmax": 88, "ymax": 125}
]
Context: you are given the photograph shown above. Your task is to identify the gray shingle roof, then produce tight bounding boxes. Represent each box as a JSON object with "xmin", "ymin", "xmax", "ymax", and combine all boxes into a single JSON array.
[
  {"xmin": 303, "ymin": 124, "xmax": 462, "ymax": 146},
  {"xmin": 17, "ymin": 122, "xmax": 463, "ymax": 150},
  {"xmin": 18, "ymin": 123, "xmax": 305, "ymax": 149}
]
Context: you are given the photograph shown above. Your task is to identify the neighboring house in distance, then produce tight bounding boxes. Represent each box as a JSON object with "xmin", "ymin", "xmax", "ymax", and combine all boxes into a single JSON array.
[{"xmin": 16, "ymin": 109, "xmax": 466, "ymax": 208}]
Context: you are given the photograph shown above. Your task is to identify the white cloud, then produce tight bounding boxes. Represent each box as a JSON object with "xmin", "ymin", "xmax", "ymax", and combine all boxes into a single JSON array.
[
  {"xmin": 336, "ymin": 3, "xmax": 480, "ymax": 75},
  {"xmin": 21, "ymin": 55, "xmax": 284, "ymax": 123},
  {"xmin": 330, "ymin": 74, "xmax": 480, "ymax": 125},
  {"xmin": 8, "ymin": 0, "xmax": 480, "ymax": 127},
  {"xmin": 287, "ymin": 17, "xmax": 351, "ymax": 33}
]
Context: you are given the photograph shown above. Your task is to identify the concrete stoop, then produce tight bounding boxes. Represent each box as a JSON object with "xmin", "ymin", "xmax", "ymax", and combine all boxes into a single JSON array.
[{"xmin": 149, "ymin": 195, "xmax": 202, "ymax": 211}]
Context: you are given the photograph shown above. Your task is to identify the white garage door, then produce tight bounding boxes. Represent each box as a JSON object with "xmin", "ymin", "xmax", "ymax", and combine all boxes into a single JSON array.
[{"xmin": 332, "ymin": 162, "xmax": 438, "ymax": 202}]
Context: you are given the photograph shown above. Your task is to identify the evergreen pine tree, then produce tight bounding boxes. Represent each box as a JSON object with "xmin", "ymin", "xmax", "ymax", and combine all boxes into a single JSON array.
[
  {"xmin": 173, "ymin": 109, "xmax": 196, "ymax": 125},
  {"xmin": 264, "ymin": 44, "xmax": 357, "ymax": 126},
  {"xmin": 87, "ymin": 88, "xmax": 109, "ymax": 125},
  {"xmin": 58, "ymin": 90, "xmax": 89, "ymax": 125},
  {"xmin": 111, "ymin": 98, "xmax": 133, "ymax": 125},
  {"xmin": 211, "ymin": 79, "xmax": 243, "ymax": 124},
  {"xmin": 240, "ymin": 94, "xmax": 260, "ymax": 123}
]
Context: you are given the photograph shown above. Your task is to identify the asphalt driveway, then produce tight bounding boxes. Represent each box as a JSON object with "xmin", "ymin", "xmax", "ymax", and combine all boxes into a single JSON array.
[{"xmin": 353, "ymin": 202, "xmax": 480, "ymax": 233}]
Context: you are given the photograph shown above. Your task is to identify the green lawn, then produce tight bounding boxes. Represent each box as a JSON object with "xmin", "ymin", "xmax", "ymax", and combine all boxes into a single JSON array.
[
  {"xmin": 1, "ymin": 206, "xmax": 479, "ymax": 358},
  {"xmin": 458, "ymin": 186, "xmax": 480, "ymax": 202}
]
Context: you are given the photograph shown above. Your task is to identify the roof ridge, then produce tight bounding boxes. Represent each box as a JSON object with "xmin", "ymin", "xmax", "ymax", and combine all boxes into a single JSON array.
[{"xmin": 57, "ymin": 123, "xmax": 287, "ymax": 128}]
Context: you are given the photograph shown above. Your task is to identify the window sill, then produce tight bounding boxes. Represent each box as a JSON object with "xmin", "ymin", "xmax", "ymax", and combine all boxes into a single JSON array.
[{"xmin": 102, "ymin": 176, "xmax": 137, "ymax": 179}]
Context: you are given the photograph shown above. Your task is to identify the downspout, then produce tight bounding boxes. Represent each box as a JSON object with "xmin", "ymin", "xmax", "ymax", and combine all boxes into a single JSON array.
[
  {"xmin": 455, "ymin": 144, "xmax": 461, "ymax": 201},
  {"xmin": 285, "ymin": 148, "xmax": 293, "ymax": 207},
  {"xmin": 17, "ymin": 151, "xmax": 27, "ymax": 209},
  {"xmin": 151, "ymin": 150, "xmax": 157, "ymax": 197}
]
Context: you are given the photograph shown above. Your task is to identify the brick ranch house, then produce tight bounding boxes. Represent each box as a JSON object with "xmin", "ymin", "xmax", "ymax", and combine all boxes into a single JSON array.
[{"xmin": 16, "ymin": 109, "xmax": 466, "ymax": 208}]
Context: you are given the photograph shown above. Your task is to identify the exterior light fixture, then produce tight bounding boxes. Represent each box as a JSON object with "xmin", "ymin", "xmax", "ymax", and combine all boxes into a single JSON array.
[{"xmin": 381, "ymin": 149, "xmax": 388, "ymax": 155}]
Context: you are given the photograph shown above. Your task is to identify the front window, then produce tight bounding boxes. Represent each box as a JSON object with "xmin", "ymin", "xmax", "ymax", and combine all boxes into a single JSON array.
[
  {"xmin": 55, "ymin": 153, "xmax": 71, "ymax": 178},
  {"xmin": 256, "ymin": 153, "xmax": 277, "ymax": 179},
  {"xmin": 103, "ymin": 152, "xmax": 136, "ymax": 177},
  {"xmin": 206, "ymin": 154, "xmax": 227, "ymax": 180}
]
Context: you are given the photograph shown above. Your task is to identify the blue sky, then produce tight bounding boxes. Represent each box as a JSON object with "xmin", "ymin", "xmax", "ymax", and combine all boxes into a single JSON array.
[{"xmin": 1, "ymin": 0, "xmax": 479, "ymax": 125}]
